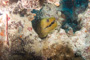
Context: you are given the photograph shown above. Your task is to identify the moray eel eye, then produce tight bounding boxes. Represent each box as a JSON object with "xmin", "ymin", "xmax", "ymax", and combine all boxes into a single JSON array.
[{"xmin": 47, "ymin": 19, "xmax": 49, "ymax": 22}]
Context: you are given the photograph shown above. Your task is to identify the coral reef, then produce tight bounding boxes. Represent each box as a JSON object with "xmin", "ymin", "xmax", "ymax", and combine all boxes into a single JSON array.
[
  {"xmin": 42, "ymin": 43, "xmax": 74, "ymax": 60},
  {"xmin": 0, "ymin": 0, "xmax": 90, "ymax": 60},
  {"xmin": 21, "ymin": 0, "xmax": 42, "ymax": 10}
]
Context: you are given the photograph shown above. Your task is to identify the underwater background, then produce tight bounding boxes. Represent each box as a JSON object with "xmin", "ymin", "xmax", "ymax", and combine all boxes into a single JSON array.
[
  {"xmin": 60, "ymin": 0, "xmax": 88, "ymax": 32},
  {"xmin": 32, "ymin": 0, "xmax": 88, "ymax": 33},
  {"xmin": 0, "ymin": 0, "xmax": 90, "ymax": 60}
]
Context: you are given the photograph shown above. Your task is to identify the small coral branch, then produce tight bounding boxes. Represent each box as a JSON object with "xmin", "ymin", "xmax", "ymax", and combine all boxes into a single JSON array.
[
  {"xmin": 21, "ymin": 0, "xmax": 41, "ymax": 10},
  {"xmin": 4, "ymin": 14, "xmax": 9, "ymax": 47}
]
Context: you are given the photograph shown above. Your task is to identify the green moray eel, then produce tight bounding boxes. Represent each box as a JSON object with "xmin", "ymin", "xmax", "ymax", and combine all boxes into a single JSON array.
[{"xmin": 36, "ymin": 17, "xmax": 57, "ymax": 39}]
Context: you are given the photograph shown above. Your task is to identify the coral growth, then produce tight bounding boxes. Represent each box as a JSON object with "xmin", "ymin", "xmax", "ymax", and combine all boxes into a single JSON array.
[
  {"xmin": 42, "ymin": 43, "xmax": 74, "ymax": 60},
  {"xmin": 0, "ymin": 0, "xmax": 90, "ymax": 60},
  {"xmin": 42, "ymin": 43, "xmax": 84, "ymax": 60}
]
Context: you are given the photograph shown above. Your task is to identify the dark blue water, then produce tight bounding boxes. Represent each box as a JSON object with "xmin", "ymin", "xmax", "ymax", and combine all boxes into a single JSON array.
[
  {"xmin": 31, "ymin": 9, "xmax": 43, "ymax": 32},
  {"xmin": 60, "ymin": 0, "xmax": 88, "ymax": 32}
]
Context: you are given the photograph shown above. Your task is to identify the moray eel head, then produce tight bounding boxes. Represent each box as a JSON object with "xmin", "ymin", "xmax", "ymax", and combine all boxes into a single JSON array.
[{"xmin": 37, "ymin": 17, "xmax": 57, "ymax": 39}]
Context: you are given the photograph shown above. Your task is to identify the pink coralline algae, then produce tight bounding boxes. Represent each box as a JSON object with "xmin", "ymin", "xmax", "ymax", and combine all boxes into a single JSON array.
[{"xmin": 21, "ymin": 0, "xmax": 41, "ymax": 10}]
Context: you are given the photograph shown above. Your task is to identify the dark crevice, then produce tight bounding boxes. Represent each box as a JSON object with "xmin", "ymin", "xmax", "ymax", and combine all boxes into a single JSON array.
[
  {"xmin": 9, "ymin": 0, "xmax": 19, "ymax": 4},
  {"xmin": 60, "ymin": 0, "xmax": 88, "ymax": 32}
]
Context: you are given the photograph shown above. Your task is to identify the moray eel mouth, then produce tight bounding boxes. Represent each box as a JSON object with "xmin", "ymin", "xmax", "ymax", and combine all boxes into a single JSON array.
[
  {"xmin": 37, "ymin": 17, "xmax": 57, "ymax": 39},
  {"xmin": 45, "ymin": 20, "xmax": 55, "ymax": 29}
]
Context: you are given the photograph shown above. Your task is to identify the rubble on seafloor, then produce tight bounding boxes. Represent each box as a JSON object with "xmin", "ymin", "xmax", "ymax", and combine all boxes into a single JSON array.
[{"xmin": 0, "ymin": 0, "xmax": 90, "ymax": 60}]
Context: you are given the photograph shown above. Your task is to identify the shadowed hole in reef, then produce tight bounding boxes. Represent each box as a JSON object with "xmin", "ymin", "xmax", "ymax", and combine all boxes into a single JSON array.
[
  {"xmin": 31, "ymin": 0, "xmax": 89, "ymax": 38},
  {"xmin": 60, "ymin": 0, "xmax": 88, "ymax": 33},
  {"xmin": 9, "ymin": 0, "xmax": 18, "ymax": 3}
]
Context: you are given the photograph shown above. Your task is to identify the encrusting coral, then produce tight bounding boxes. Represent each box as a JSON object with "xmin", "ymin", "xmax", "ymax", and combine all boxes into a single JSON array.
[
  {"xmin": 42, "ymin": 43, "xmax": 84, "ymax": 60},
  {"xmin": 0, "ymin": 0, "xmax": 90, "ymax": 60}
]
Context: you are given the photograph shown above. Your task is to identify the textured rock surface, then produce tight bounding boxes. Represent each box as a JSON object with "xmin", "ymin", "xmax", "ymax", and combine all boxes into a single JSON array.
[{"xmin": 0, "ymin": 0, "xmax": 90, "ymax": 60}]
